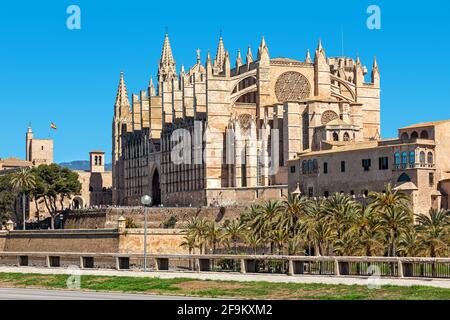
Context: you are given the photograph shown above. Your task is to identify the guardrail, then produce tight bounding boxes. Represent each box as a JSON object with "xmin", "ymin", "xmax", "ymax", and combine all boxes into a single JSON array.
[{"xmin": 0, "ymin": 252, "xmax": 449, "ymax": 279}]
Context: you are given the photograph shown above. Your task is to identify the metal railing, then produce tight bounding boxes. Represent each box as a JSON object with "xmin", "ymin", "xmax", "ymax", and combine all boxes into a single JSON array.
[{"xmin": 0, "ymin": 252, "xmax": 449, "ymax": 279}]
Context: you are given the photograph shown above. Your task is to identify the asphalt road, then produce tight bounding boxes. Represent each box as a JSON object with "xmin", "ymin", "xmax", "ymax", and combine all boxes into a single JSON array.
[{"xmin": 0, "ymin": 288, "xmax": 196, "ymax": 300}]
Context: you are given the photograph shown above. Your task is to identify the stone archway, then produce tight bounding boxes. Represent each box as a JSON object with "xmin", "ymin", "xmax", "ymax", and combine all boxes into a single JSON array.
[
  {"xmin": 151, "ymin": 169, "xmax": 161, "ymax": 206},
  {"xmin": 72, "ymin": 196, "xmax": 84, "ymax": 209}
]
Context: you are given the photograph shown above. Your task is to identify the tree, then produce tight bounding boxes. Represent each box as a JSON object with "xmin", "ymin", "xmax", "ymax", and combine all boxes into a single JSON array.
[
  {"xmin": 32, "ymin": 164, "xmax": 82, "ymax": 229},
  {"xmin": 222, "ymin": 219, "xmax": 244, "ymax": 254},
  {"xmin": 379, "ymin": 206, "xmax": 412, "ymax": 257},
  {"xmin": 415, "ymin": 209, "xmax": 449, "ymax": 258},
  {"xmin": 185, "ymin": 217, "xmax": 209, "ymax": 254},
  {"xmin": 0, "ymin": 174, "xmax": 16, "ymax": 226},
  {"xmin": 10, "ymin": 169, "xmax": 36, "ymax": 230},
  {"xmin": 206, "ymin": 222, "xmax": 223, "ymax": 254}
]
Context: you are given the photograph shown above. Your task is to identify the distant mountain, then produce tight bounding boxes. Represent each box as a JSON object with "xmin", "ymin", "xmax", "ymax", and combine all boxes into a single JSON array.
[{"xmin": 59, "ymin": 160, "xmax": 112, "ymax": 171}]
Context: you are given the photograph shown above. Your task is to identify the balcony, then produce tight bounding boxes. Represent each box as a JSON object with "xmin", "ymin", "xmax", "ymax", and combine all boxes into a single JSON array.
[{"xmin": 393, "ymin": 163, "xmax": 435, "ymax": 170}]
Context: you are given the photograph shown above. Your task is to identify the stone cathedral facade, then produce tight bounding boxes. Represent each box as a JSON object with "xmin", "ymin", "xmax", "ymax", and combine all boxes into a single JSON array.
[{"xmin": 112, "ymin": 33, "xmax": 380, "ymax": 207}]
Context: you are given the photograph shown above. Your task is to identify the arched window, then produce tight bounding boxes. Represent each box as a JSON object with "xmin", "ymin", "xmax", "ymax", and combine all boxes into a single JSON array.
[
  {"xmin": 420, "ymin": 151, "xmax": 426, "ymax": 164},
  {"xmin": 312, "ymin": 160, "xmax": 318, "ymax": 173},
  {"xmin": 98, "ymin": 156, "xmax": 102, "ymax": 166},
  {"xmin": 427, "ymin": 152, "xmax": 434, "ymax": 164},
  {"xmin": 394, "ymin": 152, "xmax": 401, "ymax": 166},
  {"xmin": 409, "ymin": 151, "xmax": 415, "ymax": 167},
  {"xmin": 420, "ymin": 130, "xmax": 429, "ymax": 139},
  {"xmin": 401, "ymin": 132, "xmax": 409, "ymax": 140},
  {"xmin": 332, "ymin": 132, "xmax": 339, "ymax": 141},
  {"xmin": 302, "ymin": 161, "xmax": 307, "ymax": 174},
  {"xmin": 307, "ymin": 160, "xmax": 313, "ymax": 173},
  {"xmin": 401, "ymin": 152, "xmax": 408, "ymax": 168},
  {"xmin": 343, "ymin": 132, "xmax": 350, "ymax": 141},
  {"xmin": 398, "ymin": 173, "xmax": 411, "ymax": 182},
  {"xmin": 94, "ymin": 156, "xmax": 98, "ymax": 166},
  {"xmin": 411, "ymin": 131, "xmax": 418, "ymax": 139}
]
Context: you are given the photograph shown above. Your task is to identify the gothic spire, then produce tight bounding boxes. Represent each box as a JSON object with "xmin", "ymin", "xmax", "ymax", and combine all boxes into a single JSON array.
[
  {"xmin": 316, "ymin": 39, "xmax": 326, "ymax": 57},
  {"xmin": 257, "ymin": 36, "xmax": 269, "ymax": 60},
  {"xmin": 158, "ymin": 32, "xmax": 176, "ymax": 82},
  {"xmin": 305, "ymin": 49, "xmax": 312, "ymax": 63},
  {"xmin": 246, "ymin": 46, "xmax": 253, "ymax": 64},
  {"xmin": 236, "ymin": 49, "xmax": 243, "ymax": 68},
  {"xmin": 114, "ymin": 72, "xmax": 130, "ymax": 117},
  {"xmin": 214, "ymin": 36, "xmax": 226, "ymax": 72},
  {"xmin": 148, "ymin": 76, "xmax": 155, "ymax": 96}
]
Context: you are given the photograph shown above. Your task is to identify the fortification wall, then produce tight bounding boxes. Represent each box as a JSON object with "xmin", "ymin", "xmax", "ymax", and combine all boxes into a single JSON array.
[{"xmin": 0, "ymin": 229, "xmax": 187, "ymax": 255}]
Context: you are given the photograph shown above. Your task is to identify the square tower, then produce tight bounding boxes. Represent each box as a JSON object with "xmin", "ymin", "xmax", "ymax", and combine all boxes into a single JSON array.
[{"xmin": 90, "ymin": 151, "xmax": 105, "ymax": 173}]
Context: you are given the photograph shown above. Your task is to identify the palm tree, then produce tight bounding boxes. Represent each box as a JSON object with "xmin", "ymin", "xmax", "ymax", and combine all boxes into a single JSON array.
[
  {"xmin": 244, "ymin": 232, "xmax": 261, "ymax": 255},
  {"xmin": 247, "ymin": 201, "xmax": 282, "ymax": 254},
  {"xmin": 270, "ymin": 229, "xmax": 289, "ymax": 255},
  {"xmin": 324, "ymin": 193, "xmax": 359, "ymax": 239},
  {"xmin": 415, "ymin": 209, "xmax": 449, "ymax": 258},
  {"xmin": 185, "ymin": 217, "xmax": 209, "ymax": 254},
  {"xmin": 181, "ymin": 234, "xmax": 197, "ymax": 270},
  {"xmin": 379, "ymin": 206, "xmax": 413, "ymax": 257},
  {"xmin": 10, "ymin": 168, "xmax": 36, "ymax": 230},
  {"xmin": 222, "ymin": 219, "xmax": 244, "ymax": 254},
  {"xmin": 398, "ymin": 229, "xmax": 421, "ymax": 257},
  {"xmin": 334, "ymin": 232, "xmax": 358, "ymax": 256},
  {"xmin": 280, "ymin": 195, "xmax": 308, "ymax": 240},
  {"xmin": 369, "ymin": 183, "xmax": 411, "ymax": 212},
  {"xmin": 206, "ymin": 222, "xmax": 222, "ymax": 254}
]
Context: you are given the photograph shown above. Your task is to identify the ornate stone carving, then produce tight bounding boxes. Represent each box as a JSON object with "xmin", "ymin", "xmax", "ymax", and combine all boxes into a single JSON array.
[
  {"xmin": 275, "ymin": 71, "xmax": 311, "ymax": 102},
  {"xmin": 321, "ymin": 110, "xmax": 339, "ymax": 124},
  {"xmin": 238, "ymin": 114, "xmax": 252, "ymax": 132}
]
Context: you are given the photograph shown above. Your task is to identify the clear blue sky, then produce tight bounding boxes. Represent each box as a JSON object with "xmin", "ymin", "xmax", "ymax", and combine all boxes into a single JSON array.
[{"xmin": 1, "ymin": 0, "xmax": 449, "ymax": 163}]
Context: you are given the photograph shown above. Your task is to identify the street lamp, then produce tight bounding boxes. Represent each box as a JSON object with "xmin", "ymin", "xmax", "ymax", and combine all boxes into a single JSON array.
[{"xmin": 141, "ymin": 195, "xmax": 152, "ymax": 272}]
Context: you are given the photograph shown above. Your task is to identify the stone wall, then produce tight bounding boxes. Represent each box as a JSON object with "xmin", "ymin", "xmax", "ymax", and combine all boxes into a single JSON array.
[{"xmin": 0, "ymin": 228, "xmax": 187, "ymax": 255}]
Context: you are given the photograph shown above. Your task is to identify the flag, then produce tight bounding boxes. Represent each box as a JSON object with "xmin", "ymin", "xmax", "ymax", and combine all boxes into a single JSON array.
[{"xmin": 50, "ymin": 122, "xmax": 57, "ymax": 130}]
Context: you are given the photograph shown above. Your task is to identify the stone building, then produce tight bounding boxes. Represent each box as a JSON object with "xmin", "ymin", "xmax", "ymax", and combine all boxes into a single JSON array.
[
  {"xmin": 112, "ymin": 33, "xmax": 380, "ymax": 207},
  {"xmin": 25, "ymin": 125, "xmax": 54, "ymax": 166},
  {"xmin": 288, "ymin": 120, "xmax": 450, "ymax": 214}
]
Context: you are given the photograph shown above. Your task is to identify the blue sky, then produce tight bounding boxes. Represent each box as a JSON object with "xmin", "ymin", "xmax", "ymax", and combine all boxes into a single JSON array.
[{"xmin": 0, "ymin": 0, "xmax": 449, "ymax": 163}]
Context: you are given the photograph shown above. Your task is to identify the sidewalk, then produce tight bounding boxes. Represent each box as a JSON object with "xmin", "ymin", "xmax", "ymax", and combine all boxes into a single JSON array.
[{"xmin": 1, "ymin": 266, "xmax": 449, "ymax": 289}]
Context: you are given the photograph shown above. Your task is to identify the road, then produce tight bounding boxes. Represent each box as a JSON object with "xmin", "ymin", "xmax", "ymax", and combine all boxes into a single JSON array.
[{"xmin": 0, "ymin": 287, "xmax": 198, "ymax": 300}]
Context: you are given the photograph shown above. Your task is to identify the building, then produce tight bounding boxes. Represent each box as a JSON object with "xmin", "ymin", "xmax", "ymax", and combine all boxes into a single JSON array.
[
  {"xmin": 288, "ymin": 120, "xmax": 450, "ymax": 214},
  {"xmin": 112, "ymin": 34, "xmax": 380, "ymax": 207},
  {"xmin": 25, "ymin": 125, "xmax": 54, "ymax": 166},
  {"xmin": 0, "ymin": 158, "xmax": 32, "ymax": 174}
]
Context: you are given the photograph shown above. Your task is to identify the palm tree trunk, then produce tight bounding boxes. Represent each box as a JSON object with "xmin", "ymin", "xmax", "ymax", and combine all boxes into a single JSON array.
[{"xmin": 22, "ymin": 193, "xmax": 26, "ymax": 230}]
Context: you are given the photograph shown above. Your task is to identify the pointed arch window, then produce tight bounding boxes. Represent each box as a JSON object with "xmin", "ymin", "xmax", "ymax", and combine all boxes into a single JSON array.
[
  {"xmin": 401, "ymin": 152, "xmax": 408, "ymax": 168},
  {"xmin": 332, "ymin": 132, "xmax": 339, "ymax": 141},
  {"xmin": 419, "ymin": 151, "xmax": 426, "ymax": 165},
  {"xmin": 398, "ymin": 173, "xmax": 411, "ymax": 183},
  {"xmin": 394, "ymin": 152, "xmax": 401, "ymax": 167},
  {"xmin": 343, "ymin": 132, "xmax": 350, "ymax": 141},
  {"xmin": 409, "ymin": 151, "xmax": 415, "ymax": 167},
  {"xmin": 427, "ymin": 152, "xmax": 434, "ymax": 165}
]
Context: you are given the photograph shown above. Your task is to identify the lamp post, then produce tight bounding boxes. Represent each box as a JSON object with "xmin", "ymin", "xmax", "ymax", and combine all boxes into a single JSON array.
[
  {"xmin": 141, "ymin": 195, "xmax": 152, "ymax": 272},
  {"xmin": 59, "ymin": 214, "xmax": 64, "ymax": 230}
]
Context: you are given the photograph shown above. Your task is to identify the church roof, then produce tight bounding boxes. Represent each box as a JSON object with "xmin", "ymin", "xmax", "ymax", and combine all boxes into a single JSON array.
[
  {"xmin": 271, "ymin": 57, "xmax": 301, "ymax": 63},
  {"xmin": 325, "ymin": 119, "xmax": 351, "ymax": 126}
]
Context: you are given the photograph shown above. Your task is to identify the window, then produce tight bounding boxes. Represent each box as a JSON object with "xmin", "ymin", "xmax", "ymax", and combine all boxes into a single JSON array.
[
  {"xmin": 427, "ymin": 152, "xmax": 434, "ymax": 165},
  {"xmin": 41, "ymin": 146, "xmax": 44, "ymax": 151},
  {"xmin": 312, "ymin": 160, "xmax": 318, "ymax": 173},
  {"xmin": 307, "ymin": 160, "xmax": 313, "ymax": 173},
  {"xmin": 324, "ymin": 191, "xmax": 329, "ymax": 198},
  {"xmin": 323, "ymin": 162, "xmax": 328, "ymax": 174},
  {"xmin": 379, "ymin": 157, "xmax": 389, "ymax": 170},
  {"xmin": 302, "ymin": 161, "xmax": 307, "ymax": 174},
  {"xmin": 333, "ymin": 132, "xmax": 339, "ymax": 141},
  {"xmin": 420, "ymin": 151, "xmax": 426, "ymax": 164},
  {"xmin": 308, "ymin": 187, "xmax": 314, "ymax": 198},
  {"xmin": 362, "ymin": 159, "xmax": 371, "ymax": 171},
  {"xmin": 341, "ymin": 161, "xmax": 346, "ymax": 173},
  {"xmin": 420, "ymin": 130, "xmax": 429, "ymax": 139},
  {"xmin": 429, "ymin": 172, "xmax": 434, "ymax": 186},
  {"xmin": 343, "ymin": 132, "xmax": 350, "ymax": 141},
  {"xmin": 409, "ymin": 151, "xmax": 415, "ymax": 167},
  {"xmin": 398, "ymin": 173, "xmax": 411, "ymax": 182},
  {"xmin": 364, "ymin": 190, "xmax": 369, "ymax": 197},
  {"xmin": 401, "ymin": 132, "xmax": 409, "ymax": 140},
  {"xmin": 394, "ymin": 152, "xmax": 401, "ymax": 167},
  {"xmin": 350, "ymin": 190, "xmax": 355, "ymax": 196},
  {"xmin": 290, "ymin": 166, "xmax": 296, "ymax": 173},
  {"xmin": 411, "ymin": 131, "xmax": 418, "ymax": 139},
  {"xmin": 401, "ymin": 152, "xmax": 408, "ymax": 168}
]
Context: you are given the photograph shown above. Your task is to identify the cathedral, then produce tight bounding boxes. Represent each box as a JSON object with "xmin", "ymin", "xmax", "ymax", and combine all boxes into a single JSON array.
[{"xmin": 112, "ymin": 33, "xmax": 380, "ymax": 207}]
